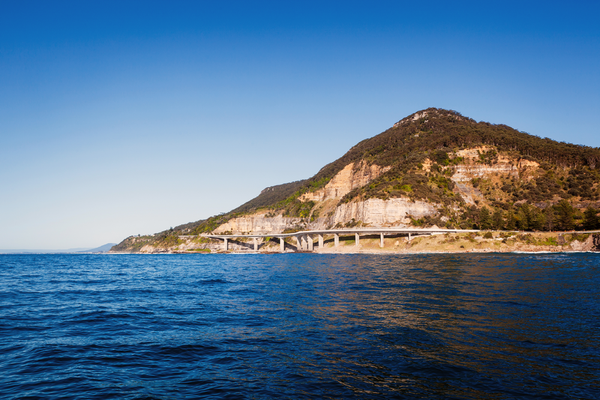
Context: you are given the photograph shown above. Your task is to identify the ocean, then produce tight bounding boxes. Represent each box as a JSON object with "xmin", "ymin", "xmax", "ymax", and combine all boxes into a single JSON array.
[{"xmin": 1, "ymin": 253, "xmax": 599, "ymax": 399}]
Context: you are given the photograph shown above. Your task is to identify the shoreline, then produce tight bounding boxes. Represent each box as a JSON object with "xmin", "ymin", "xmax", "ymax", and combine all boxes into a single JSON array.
[
  {"xmin": 104, "ymin": 249, "xmax": 600, "ymax": 255},
  {"xmin": 109, "ymin": 231, "xmax": 600, "ymax": 255}
]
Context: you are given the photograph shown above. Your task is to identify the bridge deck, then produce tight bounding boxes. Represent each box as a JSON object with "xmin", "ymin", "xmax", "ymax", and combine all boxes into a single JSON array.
[
  {"xmin": 197, "ymin": 227, "xmax": 479, "ymax": 240},
  {"xmin": 178, "ymin": 228, "xmax": 481, "ymax": 252}
]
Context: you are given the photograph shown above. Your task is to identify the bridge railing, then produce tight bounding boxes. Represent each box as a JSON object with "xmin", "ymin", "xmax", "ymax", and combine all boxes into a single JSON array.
[{"xmin": 192, "ymin": 228, "xmax": 479, "ymax": 252}]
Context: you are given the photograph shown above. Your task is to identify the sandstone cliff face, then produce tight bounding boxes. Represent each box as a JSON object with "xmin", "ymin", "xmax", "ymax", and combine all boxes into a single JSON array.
[
  {"xmin": 451, "ymin": 164, "xmax": 518, "ymax": 182},
  {"xmin": 450, "ymin": 148, "xmax": 538, "ymax": 182},
  {"xmin": 300, "ymin": 161, "xmax": 390, "ymax": 202},
  {"xmin": 328, "ymin": 198, "xmax": 436, "ymax": 227},
  {"xmin": 447, "ymin": 149, "xmax": 541, "ymax": 204},
  {"xmin": 214, "ymin": 213, "xmax": 304, "ymax": 234},
  {"xmin": 212, "ymin": 198, "xmax": 438, "ymax": 234}
]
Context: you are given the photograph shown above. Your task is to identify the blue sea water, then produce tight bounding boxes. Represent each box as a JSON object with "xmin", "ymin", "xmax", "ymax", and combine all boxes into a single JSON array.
[{"xmin": 1, "ymin": 253, "xmax": 599, "ymax": 399}]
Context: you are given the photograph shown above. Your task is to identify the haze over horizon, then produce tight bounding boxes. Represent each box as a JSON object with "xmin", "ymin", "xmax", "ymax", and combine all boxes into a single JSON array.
[{"xmin": 1, "ymin": 1, "xmax": 599, "ymax": 250}]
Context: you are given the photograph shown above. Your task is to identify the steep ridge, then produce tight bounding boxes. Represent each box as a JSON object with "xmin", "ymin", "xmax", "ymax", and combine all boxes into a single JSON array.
[{"xmin": 111, "ymin": 108, "xmax": 600, "ymax": 253}]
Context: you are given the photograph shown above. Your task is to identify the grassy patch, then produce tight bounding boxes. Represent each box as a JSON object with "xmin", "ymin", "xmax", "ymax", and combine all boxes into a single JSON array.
[
  {"xmin": 517, "ymin": 234, "xmax": 535, "ymax": 244},
  {"xmin": 570, "ymin": 233, "xmax": 590, "ymax": 242},
  {"xmin": 536, "ymin": 237, "xmax": 558, "ymax": 246}
]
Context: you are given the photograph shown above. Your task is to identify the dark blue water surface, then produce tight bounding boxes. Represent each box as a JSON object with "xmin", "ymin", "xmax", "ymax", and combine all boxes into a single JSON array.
[{"xmin": 1, "ymin": 253, "xmax": 599, "ymax": 399}]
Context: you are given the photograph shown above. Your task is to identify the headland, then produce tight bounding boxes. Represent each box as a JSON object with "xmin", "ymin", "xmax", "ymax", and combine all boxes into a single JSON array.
[{"xmin": 111, "ymin": 108, "xmax": 600, "ymax": 254}]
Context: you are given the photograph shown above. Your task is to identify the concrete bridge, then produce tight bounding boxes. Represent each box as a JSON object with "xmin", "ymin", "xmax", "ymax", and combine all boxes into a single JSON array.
[{"xmin": 198, "ymin": 228, "xmax": 479, "ymax": 252}]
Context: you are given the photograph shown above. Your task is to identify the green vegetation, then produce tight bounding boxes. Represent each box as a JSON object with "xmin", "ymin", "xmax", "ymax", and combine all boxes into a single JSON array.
[
  {"xmin": 583, "ymin": 207, "xmax": 600, "ymax": 230},
  {"xmin": 479, "ymin": 207, "xmax": 492, "ymax": 230},
  {"xmin": 110, "ymin": 235, "xmax": 155, "ymax": 252},
  {"xmin": 231, "ymin": 180, "xmax": 308, "ymax": 214},
  {"xmin": 283, "ymin": 200, "xmax": 315, "ymax": 218},
  {"xmin": 537, "ymin": 237, "xmax": 558, "ymax": 246}
]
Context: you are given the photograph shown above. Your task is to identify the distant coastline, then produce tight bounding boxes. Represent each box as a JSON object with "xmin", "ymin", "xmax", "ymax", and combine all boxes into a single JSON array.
[{"xmin": 0, "ymin": 243, "xmax": 116, "ymax": 254}]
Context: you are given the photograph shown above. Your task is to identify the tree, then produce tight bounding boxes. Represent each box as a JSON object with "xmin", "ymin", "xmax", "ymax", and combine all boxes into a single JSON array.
[
  {"xmin": 544, "ymin": 206, "xmax": 555, "ymax": 231},
  {"xmin": 479, "ymin": 207, "xmax": 492, "ymax": 230},
  {"xmin": 506, "ymin": 210, "xmax": 517, "ymax": 230},
  {"xmin": 555, "ymin": 200, "xmax": 575, "ymax": 231},
  {"xmin": 583, "ymin": 207, "xmax": 600, "ymax": 230},
  {"xmin": 433, "ymin": 150, "xmax": 449, "ymax": 165},
  {"xmin": 492, "ymin": 209, "xmax": 504, "ymax": 230},
  {"xmin": 527, "ymin": 205, "xmax": 544, "ymax": 231},
  {"xmin": 517, "ymin": 207, "xmax": 529, "ymax": 230}
]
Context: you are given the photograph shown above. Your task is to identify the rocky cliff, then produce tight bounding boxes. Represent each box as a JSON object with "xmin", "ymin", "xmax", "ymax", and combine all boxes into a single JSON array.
[{"xmin": 299, "ymin": 161, "xmax": 390, "ymax": 202}]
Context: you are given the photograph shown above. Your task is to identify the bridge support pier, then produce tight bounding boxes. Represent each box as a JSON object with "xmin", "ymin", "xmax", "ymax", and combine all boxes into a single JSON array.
[{"xmin": 199, "ymin": 229, "xmax": 477, "ymax": 254}]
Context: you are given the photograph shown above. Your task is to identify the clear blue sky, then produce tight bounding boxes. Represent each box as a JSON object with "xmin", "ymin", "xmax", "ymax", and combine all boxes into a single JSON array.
[{"xmin": 1, "ymin": 1, "xmax": 599, "ymax": 249}]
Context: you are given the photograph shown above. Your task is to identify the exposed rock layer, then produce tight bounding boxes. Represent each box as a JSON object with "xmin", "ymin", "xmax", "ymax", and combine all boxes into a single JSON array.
[{"xmin": 300, "ymin": 161, "xmax": 390, "ymax": 202}]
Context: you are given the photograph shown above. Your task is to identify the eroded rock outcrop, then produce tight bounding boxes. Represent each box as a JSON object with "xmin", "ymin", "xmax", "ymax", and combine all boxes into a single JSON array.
[
  {"xmin": 214, "ymin": 213, "xmax": 304, "ymax": 234},
  {"xmin": 329, "ymin": 198, "xmax": 436, "ymax": 226},
  {"xmin": 571, "ymin": 234, "xmax": 600, "ymax": 251},
  {"xmin": 451, "ymin": 164, "xmax": 518, "ymax": 182},
  {"xmin": 300, "ymin": 161, "xmax": 390, "ymax": 202}
]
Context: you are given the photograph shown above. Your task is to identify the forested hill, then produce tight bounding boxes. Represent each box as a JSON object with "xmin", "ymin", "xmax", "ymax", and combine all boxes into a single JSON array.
[
  {"xmin": 112, "ymin": 108, "xmax": 600, "ymax": 251},
  {"xmin": 312, "ymin": 108, "xmax": 599, "ymax": 186},
  {"xmin": 237, "ymin": 107, "xmax": 600, "ymax": 211}
]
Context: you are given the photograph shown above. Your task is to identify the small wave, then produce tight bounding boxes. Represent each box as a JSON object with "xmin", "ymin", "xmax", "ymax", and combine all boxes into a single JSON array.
[
  {"xmin": 511, "ymin": 251, "xmax": 556, "ymax": 254},
  {"xmin": 196, "ymin": 278, "xmax": 229, "ymax": 285}
]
